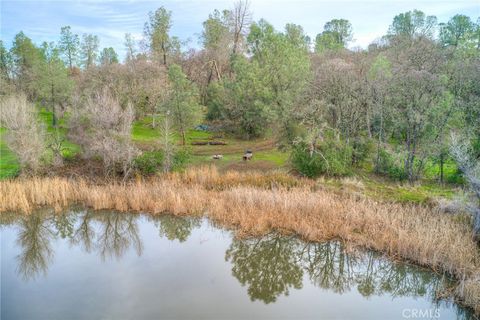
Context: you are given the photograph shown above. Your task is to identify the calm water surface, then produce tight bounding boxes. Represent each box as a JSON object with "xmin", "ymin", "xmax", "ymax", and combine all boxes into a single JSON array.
[{"xmin": 0, "ymin": 209, "xmax": 475, "ymax": 320}]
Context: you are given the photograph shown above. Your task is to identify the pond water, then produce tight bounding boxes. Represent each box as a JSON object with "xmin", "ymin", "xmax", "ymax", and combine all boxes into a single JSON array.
[{"xmin": 0, "ymin": 209, "xmax": 474, "ymax": 320}]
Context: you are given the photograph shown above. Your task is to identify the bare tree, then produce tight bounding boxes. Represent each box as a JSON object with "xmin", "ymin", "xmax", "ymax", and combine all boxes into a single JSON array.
[
  {"xmin": 0, "ymin": 94, "xmax": 46, "ymax": 173},
  {"xmin": 201, "ymin": 9, "xmax": 232, "ymax": 84},
  {"xmin": 313, "ymin": 56, "xmax": 367, "ymax": 142},
  {"xmin": 387, "ymin": 38, "xmax": 445, "ymax": 182},
  {"xmin": 160, "ymin": 110, "xmax": 174, "ymax": 173},
  {"xmin": 74, "ymin": 58, "xmax": 168, "ymax": 122},
  {"xmin": 69, "ymin": 89, "xmax": 139, "ymax": 177},
  {"xmin": 124, "ymin": 33, "xmax": 137, "ymax": 64},
  {"xmin": 230, "ymin": 0, "xmax": 252, "ymax": 55},
  {"xmin": 450, "ymin": 133, "xmax": 480, "ymax": 239}
]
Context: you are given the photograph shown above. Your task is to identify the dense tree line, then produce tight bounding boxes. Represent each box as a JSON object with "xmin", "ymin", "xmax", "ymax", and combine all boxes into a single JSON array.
[{"xmin": 0, "ymin": 1, "xmax": 479, "ymax": 187}]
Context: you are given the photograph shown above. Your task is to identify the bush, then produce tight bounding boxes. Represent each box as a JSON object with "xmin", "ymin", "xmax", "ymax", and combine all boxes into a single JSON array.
[
  {"xmin": 291, "ymin": 138, "xmax": 353, "ymax": 178},
  {"xmin": 375, "ymin": 149, "xmax": 407, "ymax": 181},
  {"xmin": 134, "ymin": 151, "xmax": 164, "ymax": 175},
  {"xmin": 69, "ymin": 89, "xmax": 139, "ymax": 176},
  {"xmin": 0, "ymin": 95, "xmax": 46, "ymax": 173},
  {"xmin": 172, "ymin": 148, "xmax": 191, "ymax": 171},
  {"xmin": 351, "ymin": 136, "xmax": 374, "ymax": 166},
  {"xmin": 134, "ymin": 149, "xmax": 190, "ymax": 175},
  {"xmin": 446, "ymin": 169, "xmax": 464, "ymax": 184},
  {"xmin": 205, "ymin": 82, "xmax": 225, "ymax": 121}
]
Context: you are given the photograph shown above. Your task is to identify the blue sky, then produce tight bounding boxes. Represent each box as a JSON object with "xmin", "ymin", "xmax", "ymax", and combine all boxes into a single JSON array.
[{"xmin": 1, "ymin": 0, "xmax": 479, "ymax": 60}]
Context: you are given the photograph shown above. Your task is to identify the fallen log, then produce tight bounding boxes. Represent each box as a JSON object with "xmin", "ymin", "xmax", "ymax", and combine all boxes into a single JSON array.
[
  {"xmin": 191, "ymin": 141, "xmax": 227, "ymax": 146},
  {"xmin": 208, "ymin": 141, "xmax": 227, "ymax": 145}
]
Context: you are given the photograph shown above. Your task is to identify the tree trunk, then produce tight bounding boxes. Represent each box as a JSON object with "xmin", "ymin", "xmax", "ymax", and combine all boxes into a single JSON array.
[
  {"xmin": 68, "ymin": 49, "xmax": 73, "ymax": 70},
  {"xmin": 439, "ymin": 152, "xmax": 444, "ymax": 184},
  {"xmin": 405, "ymin": 139, "xmax": 416, "ymax": 182},
  {"xmin": 161, "ymin": 42, "xmax": 167, "ymax": 66},
  {"xmin": 232, "ymin": 38, "xmax": 238, "ymax": 56},
  {"xmin": 51, "ymin": 83, "xmax": 57, "ymax": 128},
  {"xmin": 181, "ymin": 130, "xmax": 186, "ymax": 146},
  {"xmin": 375, "ymin": 104, "xmax": 384, "ymax": 173},
  {"xmin": 213, "ymin": 60, "xmax": 221, "ymax": 81}
]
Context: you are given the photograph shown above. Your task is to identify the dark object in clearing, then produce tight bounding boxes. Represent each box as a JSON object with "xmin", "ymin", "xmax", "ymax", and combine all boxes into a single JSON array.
[
  {"xmin": 243, "ymin": 150, "xmax": 253, "ymax": 161},
  {"xmin": 195, "ymin": 124, "xmax": 210, "ymax": 131},
  {"xmin": 191, "ymin": 141, "xmax": 227, "ymax": 146}
]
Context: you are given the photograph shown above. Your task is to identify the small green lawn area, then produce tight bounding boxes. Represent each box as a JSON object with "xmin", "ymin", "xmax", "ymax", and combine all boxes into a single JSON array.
[
  {"xmin": 189, "ymin": 149, "xmax": 289, "ymax": 172},
  {"xmin": 0, "ymin": 109, "xmax": 81, "ymax": 179},
  {"xmin": 0, "ymin": 128, "xmax": 20, "ymax": 179},
  {"xmin": 423, "ymin": 158, "xmax": 463, "ymax": 184},
  {"xmin": 253, "ymin": 150, "xmax": 289, "ymax": 166},
  {"xmin": 361, "ymin": 175, "xmax": 458, "ymax": 204},
  {"xmin": 132, "ymin": 117, "xmax": 161, "ymax": 142},
  {"xmin": 39, "ymin": 109, "xmax": 80, "ymax": 159},
  {"xmin": 132, "ymin": 117, "xmax": 213, "ymax": 143}
]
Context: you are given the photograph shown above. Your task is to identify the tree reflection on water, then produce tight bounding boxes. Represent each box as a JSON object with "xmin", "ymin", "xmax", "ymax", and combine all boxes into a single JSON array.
[
  {"xmin": 7, "ymin": 210, "xmax": 203, "ymax": 280},
  {"xmin": 11, "ymin": 209, "xmax": 147, "ymax": 279},
  {"xmin": 94, "ymin": 211, "xmax": 143, "ymax": 260},
  {"xmin": 225, "ymin": 235, "xmax": 457, "ymax": 310},
  {"xmin": 225, "ymin": 234, "xmax": 303, "ymax": 303},
  {"xmin": 15, "ymin": 212, "xmax": 55, "ymax": 281},
  {"xmin": 148, "ymin": 214, "xmax": 201, "ymax": 242},
  {"xmin": 3, "ymin": 210, "xmax": 470, "ymax": 318}
]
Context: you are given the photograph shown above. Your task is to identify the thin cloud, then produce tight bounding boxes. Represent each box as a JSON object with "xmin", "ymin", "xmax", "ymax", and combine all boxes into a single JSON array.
[{"xmin": 1, "ymin": 0, "xmax": 478, "ymax": 61}]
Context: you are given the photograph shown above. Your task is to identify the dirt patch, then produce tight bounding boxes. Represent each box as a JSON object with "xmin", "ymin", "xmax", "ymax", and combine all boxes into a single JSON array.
[
  {"xmin": 192, "ymin": 139, "xmax": 275, "ymax": 156},
  {"xmin": 220, "ymin": 160, "xmax": 279, "ymax": 173}
]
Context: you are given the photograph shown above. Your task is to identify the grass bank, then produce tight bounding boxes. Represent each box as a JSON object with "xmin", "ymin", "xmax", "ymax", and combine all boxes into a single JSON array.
[{"xmin": 0, "ymin": 166, "xmax": 478, "ymax": 312}]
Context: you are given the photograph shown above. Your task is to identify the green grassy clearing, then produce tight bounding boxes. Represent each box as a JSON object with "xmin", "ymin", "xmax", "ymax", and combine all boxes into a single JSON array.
[
  {"xmin": 132, "ymin": 117, "xmax": 213, "ymax": 142},
  {"xmin": 423, "ymin": 158, "xmax": 463, "ymax": 184},
  {"xmin": 0, "ymin": 128, "xmax": 20, "ymax": 179},
  {"xmin": 355, "ymin": 168, "xmax": 458, "ymax": 204},
  {"xmin": 190, "ymin": 149, "xmax": 289, "ymax": 170},
  {"xmin": 0, "ymin": 109, "xmax": 82, "ymax": 179},
  {"xmin": 1, "ymin": 113, "xmax": 463, "ymax": 206},
  {"xmin": 38, "ymin": 109, "xmax": 81, "ymax": 160}
]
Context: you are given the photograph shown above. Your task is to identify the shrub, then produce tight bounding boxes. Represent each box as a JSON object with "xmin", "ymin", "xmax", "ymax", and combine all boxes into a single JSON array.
[
  {"xmin": 446, "ymin": 169, "xmax": 464, "ymax": 184},
  {"xmin": 291, "ymin": 143, "xmax": 322, "ymax": 178},
  {"xmin": 291, "ymin": 138, "xmax": 352, "ymax": 178},
  {"xmin": 172, "ymin": 148, "xmax": 191, "ymax": 171},
  {"xmin": 375, "ymin": 149, "xmax": 407, "ymax": 181},
  {"xmin": 69, "ymin": 89, "xmax": 139, "ymax": 177},
  {"xmin": 134, "ymin": 151, "xmax": 164, "ymax": 175},
  {"xmin": 0, "ymin": 95, "xmax": 46, "ymax": 173},
  {"xmin": 351, "ymin": 136, "xmax": 374, "ymax": 166},
  {"xmin": 205, "ymin": 82, "xmax": 225, "ymax": 121},
  {"xmin": 133, "ymin": 149, "xmax": 189, "ymax": 176}
]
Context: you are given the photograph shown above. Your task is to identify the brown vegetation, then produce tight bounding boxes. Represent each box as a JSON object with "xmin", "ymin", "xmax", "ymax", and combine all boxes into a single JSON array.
[
  {"xmin": 0, "ymin": 95, "xmax": 46, "ymax": 172},
  {"xmin": 0, "ymin": 166, "xmax": 479, "ymax": 312},
  {"xmin": 68, "ymin": 89, "xmax": 138, "ymax": 176}
]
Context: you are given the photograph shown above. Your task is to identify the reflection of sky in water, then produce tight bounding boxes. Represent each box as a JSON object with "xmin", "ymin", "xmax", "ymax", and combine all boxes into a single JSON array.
[{"xmin": 0, "ymin": 210, "xmax": 473, "ymax": 320}]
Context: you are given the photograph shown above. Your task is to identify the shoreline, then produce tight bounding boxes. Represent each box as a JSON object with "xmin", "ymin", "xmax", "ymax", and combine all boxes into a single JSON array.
[{"xmin": 1, "ymin": 167, "xmax": 479, "ymax": 313}]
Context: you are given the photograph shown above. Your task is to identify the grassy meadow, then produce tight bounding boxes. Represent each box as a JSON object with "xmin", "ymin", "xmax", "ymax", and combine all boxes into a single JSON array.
[{"xmin": 0, "ymin": 109, "xmax": 462, "ymax": 206}]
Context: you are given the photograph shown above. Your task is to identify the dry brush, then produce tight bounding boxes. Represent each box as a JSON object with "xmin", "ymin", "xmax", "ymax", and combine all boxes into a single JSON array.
[{"xmin": 0, "ymin": 95, "xmax": 46, "ymax": 173}]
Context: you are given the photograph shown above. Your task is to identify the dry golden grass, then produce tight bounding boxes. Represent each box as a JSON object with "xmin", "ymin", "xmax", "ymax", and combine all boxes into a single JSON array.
[
  {"xmin": 167, "ymin": 166, "xmax": 306, "ymax": 190},
  {"xmin": 1, "ymin": 166, "xmax": 479, "ymax": 312}
]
